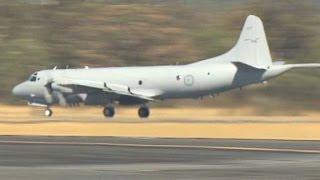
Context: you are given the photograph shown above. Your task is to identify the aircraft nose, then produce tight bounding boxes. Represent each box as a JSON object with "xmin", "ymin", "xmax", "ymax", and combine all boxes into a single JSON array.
[{"xmin": 12, "ymin": 84, "xmax": 24, "ymax": 96}]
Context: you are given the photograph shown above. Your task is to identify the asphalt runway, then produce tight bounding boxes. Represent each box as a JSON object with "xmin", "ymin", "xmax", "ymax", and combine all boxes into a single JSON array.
[{"xmin": 0, "ymin": 136, "xmax": 319, "ymax": 180}]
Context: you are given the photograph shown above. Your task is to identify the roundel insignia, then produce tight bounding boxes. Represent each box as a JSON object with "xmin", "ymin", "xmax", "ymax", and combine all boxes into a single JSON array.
[{"xmin": 184, "ymin": 75, "xmax": 194, "ymax": 86}]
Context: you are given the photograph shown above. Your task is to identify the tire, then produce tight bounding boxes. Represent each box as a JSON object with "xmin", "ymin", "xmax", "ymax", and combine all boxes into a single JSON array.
[
  {"xmin": 103, "ymin": 106, "xmax": 115, "ymax": 118},
  {"xmin": 138, "ymin": 107, "xmax": 150, "ymax": 118},
  {"xmin": 44, "ymin": 109, "xmax": 53, "ymax": 117}
]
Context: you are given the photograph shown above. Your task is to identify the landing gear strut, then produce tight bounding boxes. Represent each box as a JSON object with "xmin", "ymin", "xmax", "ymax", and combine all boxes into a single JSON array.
[
  {"xmin": 103, "ymin": 106, "xmax": 115, "ymax": 118},
  {"xmin": 138, "ymin": 106, "xmax": 150, "ymax": 118},
  {"xmin": 44, "ymin": 108, "xmax": 53, "ymax": 117}
]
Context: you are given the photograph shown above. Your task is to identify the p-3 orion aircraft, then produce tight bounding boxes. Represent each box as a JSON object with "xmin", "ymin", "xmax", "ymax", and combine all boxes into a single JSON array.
[{"xmin": 12, "ymin": 15, "xmax": 320, "ymax": 118}]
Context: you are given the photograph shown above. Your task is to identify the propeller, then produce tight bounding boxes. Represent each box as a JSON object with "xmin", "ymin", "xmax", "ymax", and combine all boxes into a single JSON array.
[
  {"xmin": 44, "ymin": 82, "xmax": 54, "ymax": 104},
  {"xmin": 44, "ymin": 81, "xmax": 68, "ymax": 106},
  {"xmin": 55, "ymin": 91, "xmax": 67, "ymax": 106}
]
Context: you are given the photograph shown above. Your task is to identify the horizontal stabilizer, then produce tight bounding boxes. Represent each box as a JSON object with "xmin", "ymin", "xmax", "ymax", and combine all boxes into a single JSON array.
[{"xmin": 285, "ymin": 63, "xmax": 320, "ymax": 69}]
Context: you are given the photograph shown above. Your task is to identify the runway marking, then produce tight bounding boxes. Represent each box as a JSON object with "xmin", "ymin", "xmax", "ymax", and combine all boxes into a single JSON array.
[{"xmin": 0, "ymin": 140, "xmax": 319, "ymax": 154}]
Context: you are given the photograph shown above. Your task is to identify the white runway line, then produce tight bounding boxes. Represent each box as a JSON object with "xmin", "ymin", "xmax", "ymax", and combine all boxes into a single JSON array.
[{"xmin": 0, "ymin": 140, "xmax": 319, "ymax": 154}]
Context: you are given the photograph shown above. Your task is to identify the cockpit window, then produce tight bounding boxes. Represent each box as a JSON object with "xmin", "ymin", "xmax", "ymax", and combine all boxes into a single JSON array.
[
  {"xmin": 30, "ymin": 76, "xmax": 37, "ymax": 81},
  {"xmin": 28, "ymin": 73, "xmax": 38, "ymax": 82}
]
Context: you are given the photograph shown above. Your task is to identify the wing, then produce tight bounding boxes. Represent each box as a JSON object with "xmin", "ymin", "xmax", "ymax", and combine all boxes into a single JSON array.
[{"xmin": 55, "ymin": 78, "xmax": 162, "ymax": 102}]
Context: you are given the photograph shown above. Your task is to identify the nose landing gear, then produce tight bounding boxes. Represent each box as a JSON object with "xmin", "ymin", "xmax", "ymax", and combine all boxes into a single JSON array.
[{"xmin": 44, "ymin": 108, "xmax": 53, "ymax": 117}]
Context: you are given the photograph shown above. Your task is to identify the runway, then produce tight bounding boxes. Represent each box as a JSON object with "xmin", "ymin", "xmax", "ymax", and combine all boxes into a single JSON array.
[{"xmin": 0, "ymin": 136, "xmax": 319, "ymax": 179}]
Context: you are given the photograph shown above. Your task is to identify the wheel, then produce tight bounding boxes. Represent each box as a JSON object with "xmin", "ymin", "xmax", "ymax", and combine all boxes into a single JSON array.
[
  {"xmin": 138, "ymin": 106, "xmax": 150, "ymax": 118},
  {"xmin": 103, "ymin": 106, "xmax": 115, "ymax": 118},
  {"xmin": 44, "ymin": 108, "xmax": 53, "ymax": 117}
]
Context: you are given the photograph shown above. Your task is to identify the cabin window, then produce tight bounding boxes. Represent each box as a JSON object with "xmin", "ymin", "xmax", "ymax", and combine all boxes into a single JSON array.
[{"xmin": 138, "ymin": 80, "xmax": 143, "ymax": 85}]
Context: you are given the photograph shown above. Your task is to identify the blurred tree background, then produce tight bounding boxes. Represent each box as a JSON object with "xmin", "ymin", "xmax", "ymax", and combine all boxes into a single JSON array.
[{"xmin": 1, "ymin": 0, "xmax": 320, "ymax": 113}]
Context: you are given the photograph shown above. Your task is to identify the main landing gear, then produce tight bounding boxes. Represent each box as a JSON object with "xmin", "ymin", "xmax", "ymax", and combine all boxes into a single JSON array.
[
  {"xmin": 102, "ymin": 105, "xmax": 150, "ymax": 118},
  {"xmin": 103, "ymin": 106, "xmax": 115, "ymax": 118},
  {"xmin": 138, "ymin": 106, "xmax": 150, "ymax": 118}
]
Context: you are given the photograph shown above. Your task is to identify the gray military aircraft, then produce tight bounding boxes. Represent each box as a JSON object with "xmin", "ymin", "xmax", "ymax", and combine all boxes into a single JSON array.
[{"xmin": 12, "ymin": 15, "xmax": 320, "ymax": 118}]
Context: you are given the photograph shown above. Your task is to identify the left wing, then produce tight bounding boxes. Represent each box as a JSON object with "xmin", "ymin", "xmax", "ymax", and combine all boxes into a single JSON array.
[{"xmin": 56, "ymin": 78, "xmax": 162, "ymax": 102}]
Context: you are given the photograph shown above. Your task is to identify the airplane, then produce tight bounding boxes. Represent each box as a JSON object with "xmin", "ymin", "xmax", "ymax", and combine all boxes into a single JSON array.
[{"xmin": 12, "ymin": 15, "xmax": 320, "ymax": 118}]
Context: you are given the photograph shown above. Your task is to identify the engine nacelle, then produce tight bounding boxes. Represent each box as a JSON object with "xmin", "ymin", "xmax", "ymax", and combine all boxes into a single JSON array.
[{"xmin": 65, "ymin": 94, "xmax": 85, "ymax": 104}]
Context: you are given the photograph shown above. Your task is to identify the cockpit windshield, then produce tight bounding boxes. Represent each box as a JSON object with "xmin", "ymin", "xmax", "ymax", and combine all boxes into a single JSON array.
[{"xmin": 28, "ymin": 73, "xmax": 38, "ymax": 82}]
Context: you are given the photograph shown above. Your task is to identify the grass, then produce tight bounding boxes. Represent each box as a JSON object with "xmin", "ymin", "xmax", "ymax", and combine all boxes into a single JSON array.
[{"xmin": 1, "ymin": 105, "xmax": 320, "ymax": 140}]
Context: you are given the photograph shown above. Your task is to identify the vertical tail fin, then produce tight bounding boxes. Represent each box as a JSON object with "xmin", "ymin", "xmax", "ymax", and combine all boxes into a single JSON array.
[
  {"xmin": 231, "ymin": 15, "xmax": 272, "ymax": 69},
  {"xmin": 192, "ymin": 15, "xmax": 272, "ymax": 69}
]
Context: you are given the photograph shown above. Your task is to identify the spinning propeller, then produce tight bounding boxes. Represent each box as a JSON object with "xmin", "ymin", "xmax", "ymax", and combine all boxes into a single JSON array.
[{"xmin": 44, "ymin": 81, "xmax": 67, "ymax": 106}]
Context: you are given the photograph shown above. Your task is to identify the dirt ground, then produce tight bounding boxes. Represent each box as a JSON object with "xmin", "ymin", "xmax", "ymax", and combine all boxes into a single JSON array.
[{"xmin": 1, "ymin": 105, "xmax": 320, "ymax": 140}]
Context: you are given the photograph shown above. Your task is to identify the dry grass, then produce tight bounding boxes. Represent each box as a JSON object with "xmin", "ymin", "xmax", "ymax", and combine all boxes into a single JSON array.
[{"xmin": 1, "ymin": 105, "xmax": 320, "ymax": 140}]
